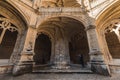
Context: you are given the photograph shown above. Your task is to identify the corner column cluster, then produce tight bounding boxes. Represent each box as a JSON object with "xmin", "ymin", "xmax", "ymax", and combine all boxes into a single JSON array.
[{"xmin": 86, "ymin": 25, "xmax": 111, "ymax": 76}]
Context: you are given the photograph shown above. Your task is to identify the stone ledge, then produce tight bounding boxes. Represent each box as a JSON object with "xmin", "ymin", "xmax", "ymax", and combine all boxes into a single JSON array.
[
  {"xmin": 39, "ymin": 7, "xmax": 83, "ymax": 13},
  {"xmin": 0, "ymin": 64, "xmax": 13, "ymax": 74},
  {"xmin": 32, "ymin": 68, "xmax": 92, "ymax": 73},
  {"xmin": 109, "ymin": 65, "xmax": 120, "ymax": 74}
]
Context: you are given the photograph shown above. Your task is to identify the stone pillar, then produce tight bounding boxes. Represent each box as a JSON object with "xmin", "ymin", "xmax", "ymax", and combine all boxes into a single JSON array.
[
  {"xmin": 86, "ymin": 25, "xmax": 111, "ymax": 76},
  {"xmin": 12, "ymin": 27, "xmax": 37, "ymax": 75},
  {"xmin": 52, "ymin": 27, "xmax": 70, "ymax": 69},
  {"xmin": 64, "ymin": 38, "xmax": 71, "ymax": 64},
  {"xmin": 9, "ymin": 33, "xmax": 25, "ymax": 63}
]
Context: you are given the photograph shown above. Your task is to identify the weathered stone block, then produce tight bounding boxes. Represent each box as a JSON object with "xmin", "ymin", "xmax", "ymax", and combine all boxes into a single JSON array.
[
  {"xmin": 91, "ymin": 63, "xmax": 111, "ymax": 76},
  {"xmin": 12, "ymin": 63, "xmax": 33, "ymax": 76}
]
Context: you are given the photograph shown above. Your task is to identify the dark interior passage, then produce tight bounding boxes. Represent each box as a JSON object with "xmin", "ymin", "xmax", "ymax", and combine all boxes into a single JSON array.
[
  {"xmin": 69, "ymin": 32, "xmax": 89, "ymax": 66},
  {"xmin": 34, "ymin": 34, "xmax": 51, "ymax": 65},
  {"xmin": 0, "ymin": 29, "xmax": 18, "ymax": 59},
  {"xmin": 105, "ymin": 31, "xmax": 120, "ymax": 58},
  {"xmin": 38, "ymin": 17, "xmax": 90, "ymax": 67}
]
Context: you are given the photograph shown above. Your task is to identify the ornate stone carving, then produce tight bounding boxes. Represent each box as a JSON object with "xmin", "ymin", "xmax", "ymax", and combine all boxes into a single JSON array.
[{"xmin": 0, "ymin": 17, "xmax": 18, "ymax": 31}]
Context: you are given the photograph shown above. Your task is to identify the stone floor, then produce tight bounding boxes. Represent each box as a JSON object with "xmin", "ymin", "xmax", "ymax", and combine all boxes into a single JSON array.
[{"xmin": 0, "ymin": 73, "xmax": 120, "ymax": 80}]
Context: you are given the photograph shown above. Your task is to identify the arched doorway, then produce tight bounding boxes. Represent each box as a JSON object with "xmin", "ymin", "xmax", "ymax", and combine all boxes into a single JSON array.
[
  {"xmin": 34, "ymin": 33, "xmax": 51, "ymax": 65},
  {"xmin": 69, "ymin": 32, "xmax": 89, "ymax": 67},
  {"xmin": 37, "ymin": 17, "xmax": 90, "ymax": 69}
]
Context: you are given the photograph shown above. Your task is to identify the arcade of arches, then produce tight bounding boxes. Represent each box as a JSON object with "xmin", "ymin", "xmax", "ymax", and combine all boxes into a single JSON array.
[{"xmin": 0, "ymin": 0, "xmax": 120, "ymax": 76}]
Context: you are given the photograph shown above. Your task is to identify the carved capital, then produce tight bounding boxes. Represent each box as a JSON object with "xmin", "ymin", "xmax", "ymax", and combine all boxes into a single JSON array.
[
  {"xmin": 89, "ymin": 51, "xmax": 104, "ymax": 62},
  {"xmin": 89, "ymin": 51, "xmax": 103, "ymax": 56}
]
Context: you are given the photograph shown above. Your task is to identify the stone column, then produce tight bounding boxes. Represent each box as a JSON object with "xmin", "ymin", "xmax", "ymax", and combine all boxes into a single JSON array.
[
  {"xmin": 12, "ymin": 27, "xmax": 37, "ymax": 75},
  {"xmin": 64, "ymin": 38, "xmax": 71, "ymax": 64},
  {"xmin": 52, "ymin": 27, "xmax": 70, "ymax": 69},
  {"xmin": 50, "ymin": 39, "xmax": 55, "ymax": 64},
  {"xmin": 9, "ymin": 33, "xmax": 25, "ymax": 63},
  {"xmin": 86, "ymin": 25, "xmax": 111, "ymax": 76}
]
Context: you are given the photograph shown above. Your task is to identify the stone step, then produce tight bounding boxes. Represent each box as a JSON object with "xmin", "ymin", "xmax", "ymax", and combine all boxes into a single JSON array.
[
  {"xmin": 32, "ymin": 69, "xmax": 93, "ymax": 74},
  {"xmin": 32, "ymin": 64, "xmax": 93, "ymax": 74},
  {"xmin": 0, "ymin": 64, "xmax": 13, "ymax": 74}
]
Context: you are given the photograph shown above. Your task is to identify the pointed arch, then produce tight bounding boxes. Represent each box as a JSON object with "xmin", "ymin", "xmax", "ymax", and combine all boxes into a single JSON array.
[{"xmin": 0, "ymin": 1, "xmax": 28, "ymax": 63}]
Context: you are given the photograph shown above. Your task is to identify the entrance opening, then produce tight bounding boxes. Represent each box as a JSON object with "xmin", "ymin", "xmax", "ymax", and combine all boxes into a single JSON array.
[
  {"xmin": 34, "ymin": 17, "xmax": 90, "ymax": 72},
  {"xmin": 34, "ymin": 33, "xmax": 51, "ymax": 65},
  {"xmin": 105, "ymin": 30, "xmax": 120, "ymax": 58},
  {"xmin": 69, "ymin": 32, "xmax": 89, "ymax": 66},
  {"xmin": 0, "ymin": 29, "xmax": 18, "ymax": 59}
]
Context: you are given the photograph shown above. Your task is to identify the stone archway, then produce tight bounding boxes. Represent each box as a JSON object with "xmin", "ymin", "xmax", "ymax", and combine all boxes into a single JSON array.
[
  {"xmin": 0, "ymin": 2, "xmax": 28, "ymax": 65},
  {"xmin": 37, "ymin": 16, "xmax": 90, "ymax": 69},
  {"xmin": 0, "ymin": 17, "xmax": 20, "ymax": 63},
  {"xmin": 96, "ymin": 0, "xmax": 120, "ymax": 62},
  {"xmin": 104, "ymin": 22, "xmax": 120, "ymax": 59},
  {"xmin": 95, "ymin": 0, "xmax": 120, "ymax": 74},
  {"xmin": 34, "ymin": 33, "xmax": 52, "ymax": 65}
]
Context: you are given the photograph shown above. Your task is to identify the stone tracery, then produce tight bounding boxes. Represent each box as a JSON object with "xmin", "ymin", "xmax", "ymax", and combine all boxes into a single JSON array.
[
  {"xmin": 0, "ymin": 16, "xmax": 19, "ymax": 59},
  {"xmin": 0, "ymin": 17, "xmax": 18, "ymax": 44},
  {"xmin": 104, "ymin": 19, "xmax": 120, "ymax": 58}
]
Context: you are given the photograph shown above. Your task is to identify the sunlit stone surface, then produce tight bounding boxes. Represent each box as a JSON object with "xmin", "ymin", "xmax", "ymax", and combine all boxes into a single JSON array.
[{"xmin": 0, "ymin": 0, "xmax": 120, "ymax": 78}]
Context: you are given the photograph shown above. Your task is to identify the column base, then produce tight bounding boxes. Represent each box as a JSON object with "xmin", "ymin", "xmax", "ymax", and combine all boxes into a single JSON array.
[
  {"xmin": 89, "ymin": 51, "xmax": 111, "ymax": 76},
  {"xmin": 52, "ymin": 62, "xmax": 70, "ymax": 70},
  {"xmin": 91, "ymin": 62, "xmax": 111, "ymax": 76},
  {"xmin": 12, "ymin": 61, "xmax": 33, "ymax": 76},
  {"xmin": 12, "ymin": 51, "xmax": 34, "ymax": 76}
]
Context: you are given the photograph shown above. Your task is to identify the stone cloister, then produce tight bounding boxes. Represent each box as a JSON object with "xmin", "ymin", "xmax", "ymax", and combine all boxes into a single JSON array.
[{"xmin": 0, "ymin": 0, "xmax": 120, "ymax": 76}]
